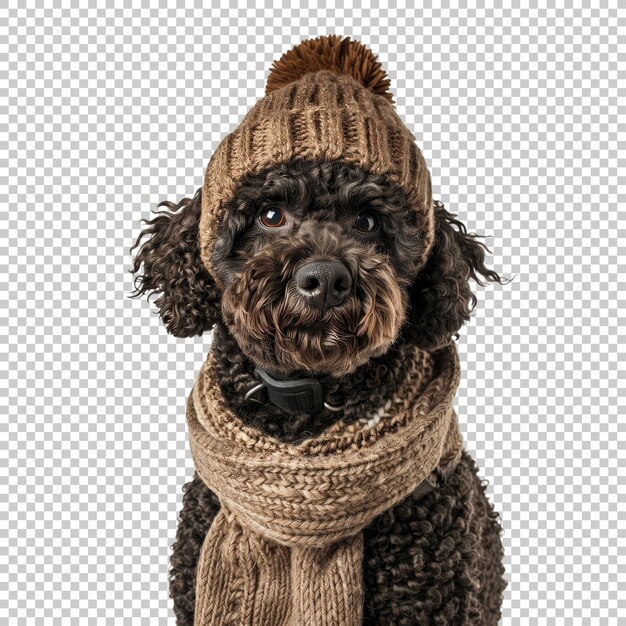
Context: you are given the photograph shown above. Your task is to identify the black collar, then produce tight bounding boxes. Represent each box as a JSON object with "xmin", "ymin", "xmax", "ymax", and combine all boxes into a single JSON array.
[{"xmin": 245, "ymin": 367, "xmax": 344, "ymax": 415}]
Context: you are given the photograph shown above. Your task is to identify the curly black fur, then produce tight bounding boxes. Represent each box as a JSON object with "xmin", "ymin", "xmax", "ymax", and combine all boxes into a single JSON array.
[
  {"xmin": 130, "ymin": 188, "xmax": 220, "ymax": 337},
  {"xmin": 405, "ymin": 201, "xmax": 506, "ymax": 350},
  {"xmin": 361, "ymin": 452, "xmax": 506, "ymax": 625},
  {"xmin": 130, "ymin": 158, "xmax": 507, "ymax": 624}
]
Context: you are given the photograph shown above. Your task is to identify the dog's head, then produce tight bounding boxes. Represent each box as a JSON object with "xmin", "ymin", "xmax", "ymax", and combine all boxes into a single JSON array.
[
  {"xmin": 131, "ymin": 157, "xmax": 502, "ymax": 376},
  {"xmin": 132, "ymin": 37, "xmax": 504, "ymax": 376}
]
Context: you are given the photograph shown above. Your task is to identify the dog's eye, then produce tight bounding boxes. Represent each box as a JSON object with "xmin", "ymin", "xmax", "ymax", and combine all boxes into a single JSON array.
[
  {"xmin": 259, "ymin": 207, "xmax": 286, "ymax": 228},
  {"xmin": 260, "ymin": 207, "xmax": 286, "ymax": 228},
  {"xmin": 354, "ymin": 212, "xmax": 379, "ymax": 233}
]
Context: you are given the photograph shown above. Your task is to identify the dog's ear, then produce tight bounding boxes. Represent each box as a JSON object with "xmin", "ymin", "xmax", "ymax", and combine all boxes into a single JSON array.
[
  {"xmin": 130, "ymin": 187, "xmax": 220, "ymax": 337},
  {"xmin": 404, "ymin": 200, "xmax": 504, "ymax": 350}
]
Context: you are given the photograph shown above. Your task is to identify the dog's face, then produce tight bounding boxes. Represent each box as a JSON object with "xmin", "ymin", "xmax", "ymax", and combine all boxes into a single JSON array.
[
  {"xmin": 131, "ymin": 159, "xmax": 502, "ymax": 376},
  {"xmin": 210, "ymin": 160, "xmax": 424, "ymax": 375}
]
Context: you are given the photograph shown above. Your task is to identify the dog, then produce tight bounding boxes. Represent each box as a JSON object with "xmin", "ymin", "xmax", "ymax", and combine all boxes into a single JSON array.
[{"xmin": 131, "ymin": 35, "xmax": 507, "ymax": 626}]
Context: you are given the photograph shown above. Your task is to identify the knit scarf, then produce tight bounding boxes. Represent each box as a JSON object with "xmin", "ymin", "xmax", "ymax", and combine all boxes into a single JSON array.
[{"xmin": 186, "ymin": 342, "xmax": 464, "ymax": 626}]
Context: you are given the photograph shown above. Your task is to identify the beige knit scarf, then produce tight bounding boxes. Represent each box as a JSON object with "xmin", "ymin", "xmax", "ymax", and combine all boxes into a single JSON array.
[{"xmin": 186, "ymin": 342, "xmax": 464, "ymax": 626}]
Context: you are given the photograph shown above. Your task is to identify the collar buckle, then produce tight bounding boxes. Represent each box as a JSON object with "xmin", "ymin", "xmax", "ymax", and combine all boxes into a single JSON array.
[{"xmin": 245, "ymin": 367, "xmax": 339, "ymax": 415}]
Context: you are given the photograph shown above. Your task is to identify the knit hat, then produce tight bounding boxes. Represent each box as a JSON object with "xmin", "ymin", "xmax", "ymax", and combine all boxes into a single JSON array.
[{"xmin": 199, "ymin": 34, "xmax": 434, "ymax": 284}]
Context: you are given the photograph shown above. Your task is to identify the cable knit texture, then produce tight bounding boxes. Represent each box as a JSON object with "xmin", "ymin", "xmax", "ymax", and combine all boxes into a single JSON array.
[{"xmin": 186, "ymin": 341, "xmax": 464, "ymax": 626}]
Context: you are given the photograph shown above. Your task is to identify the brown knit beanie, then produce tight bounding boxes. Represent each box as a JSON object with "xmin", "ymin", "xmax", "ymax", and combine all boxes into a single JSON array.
[{"xmin": 199, "ymin": 34, "xmax": 434, "ymax": 284}]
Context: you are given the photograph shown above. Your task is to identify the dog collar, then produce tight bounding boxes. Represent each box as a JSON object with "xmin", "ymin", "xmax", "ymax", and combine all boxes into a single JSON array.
[{"xmin": 245, "ymin": 367, "xmax": 344, "ymax": 415}]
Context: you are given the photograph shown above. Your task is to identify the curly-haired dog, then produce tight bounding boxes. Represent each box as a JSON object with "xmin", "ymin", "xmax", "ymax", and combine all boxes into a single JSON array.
[{"xmin": 132, "ymin": 36, "xmax": 507, "ymax": 626}]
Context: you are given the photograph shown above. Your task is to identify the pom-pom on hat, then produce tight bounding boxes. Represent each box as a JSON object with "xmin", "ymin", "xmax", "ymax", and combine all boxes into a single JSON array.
[{"xmin": 199, "ymin": 34, "xmax": 433, "ymax": 285}]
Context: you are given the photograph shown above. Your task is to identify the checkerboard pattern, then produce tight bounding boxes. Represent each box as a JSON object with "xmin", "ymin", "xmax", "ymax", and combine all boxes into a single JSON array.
[{"xmin": 2, "ymin": 3, "xmax": 623, "ymax": 624}]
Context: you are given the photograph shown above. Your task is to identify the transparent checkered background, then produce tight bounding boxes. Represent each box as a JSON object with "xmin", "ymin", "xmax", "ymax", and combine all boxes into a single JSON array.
[{"xmin": 1, "ymin": 2, "xmax": 624, "ymax": 624}]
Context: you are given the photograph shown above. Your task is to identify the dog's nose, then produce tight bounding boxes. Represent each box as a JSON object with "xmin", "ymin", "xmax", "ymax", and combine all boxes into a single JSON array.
[{"xmin": 295, "ymin": 261, "xmax": 352, "ymax": 312}]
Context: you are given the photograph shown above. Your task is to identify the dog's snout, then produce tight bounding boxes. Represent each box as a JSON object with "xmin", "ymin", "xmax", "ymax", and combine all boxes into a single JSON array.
[{"xmin": 295, "ymin": 261, "xmax": 352, "ymax": 312}]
